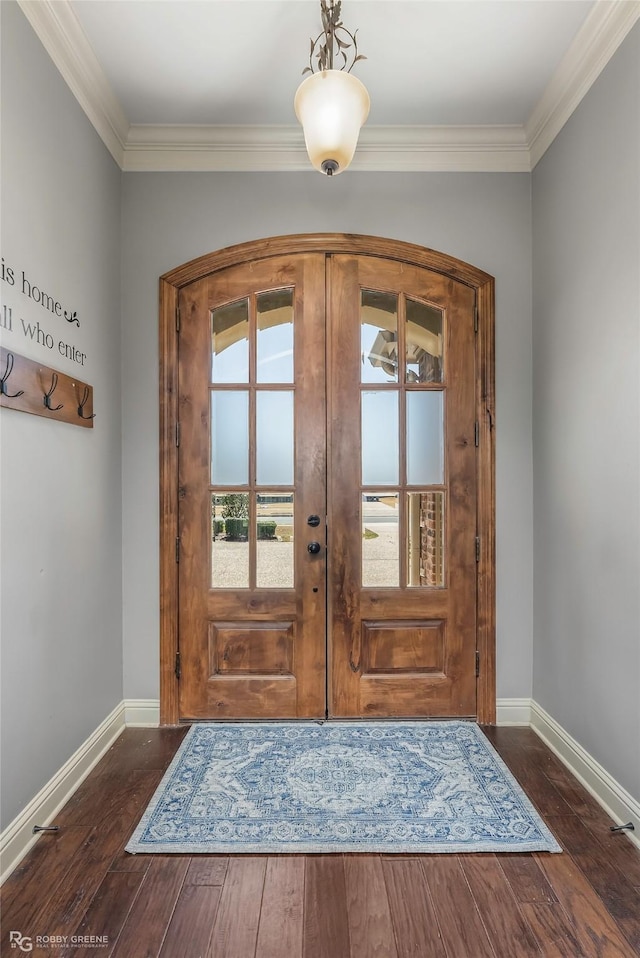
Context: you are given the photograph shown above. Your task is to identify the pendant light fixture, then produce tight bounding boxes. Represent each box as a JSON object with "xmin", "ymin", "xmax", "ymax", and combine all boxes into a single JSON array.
[{"xmin": 294, "ymin": 0, "xmax": 370, "ymax": 176}]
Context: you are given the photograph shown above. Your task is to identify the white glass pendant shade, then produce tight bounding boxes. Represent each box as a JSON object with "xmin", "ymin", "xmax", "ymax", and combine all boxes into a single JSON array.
[{"xmin": 295, "ymin": 70, "xmax": 370, "ymax": 175}]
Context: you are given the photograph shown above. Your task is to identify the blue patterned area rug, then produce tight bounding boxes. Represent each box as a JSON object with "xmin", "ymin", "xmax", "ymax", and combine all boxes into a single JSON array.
[{"xmin": 126, "ymin": 721, "xmax": 561, "ymax": 854}]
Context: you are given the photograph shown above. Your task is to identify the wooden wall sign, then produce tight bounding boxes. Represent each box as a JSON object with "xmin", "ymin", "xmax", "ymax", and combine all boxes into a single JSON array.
[{"xmin": 0, "ymin": 346, "xmax": 94, "ymax": 428}]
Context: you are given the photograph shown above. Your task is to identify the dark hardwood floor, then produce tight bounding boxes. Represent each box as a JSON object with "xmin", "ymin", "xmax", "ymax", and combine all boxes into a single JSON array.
[{"xmin": 2, "ymin": 726, "xmax": 639, "ymax": 957}]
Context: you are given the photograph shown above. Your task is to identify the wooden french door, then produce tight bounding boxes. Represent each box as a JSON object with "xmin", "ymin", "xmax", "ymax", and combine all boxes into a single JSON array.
[
  {"xmin": 163, "ymin": 236, "xmax": 494, "ymax": 723},
  {"xmin": 178, "ymin": 255, "xmax": 327, "ymax": 718},
  {"xmin": 328, "ymin": 255, "xmax": 476, "ymax": 716}
]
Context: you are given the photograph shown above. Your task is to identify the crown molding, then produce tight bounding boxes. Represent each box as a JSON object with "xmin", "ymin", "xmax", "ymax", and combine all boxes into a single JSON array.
[
  {"xmin": 16, "ymin": 0, "xmax": 640, "ymax": 174},
  {"xmin": 16, "ymin": 0, "xmax": 129, "ymax": 167},
  {"xmin": 123, "ymin": 124, "xmax": 531, "ymax": 173},
  {"xmin": 526, "ymin": 0, "xmax": 640, "ymax": 167}
]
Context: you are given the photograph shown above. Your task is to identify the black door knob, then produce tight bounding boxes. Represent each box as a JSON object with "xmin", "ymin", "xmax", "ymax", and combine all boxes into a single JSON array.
[
  {"xmin": 307, "ymin": 541, "xmax": 321, "ymax": 554},
  {"xmin": 307, "ymin": 515, "xmax": 321, "ymax": 527}
]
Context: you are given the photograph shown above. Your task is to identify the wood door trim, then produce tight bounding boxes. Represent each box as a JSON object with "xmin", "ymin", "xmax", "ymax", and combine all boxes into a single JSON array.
[
  {"xmin": 159, "ymin": 234, "xmax": 495, "ymax": 725},
  {"xmin": 159, "ymin": 277, "xmax": 180, "ymax": 724},
  {"xmin": 161, "ymin": 234, "xmax": 493, "ymax": 290},
  {"xmin": 476, "ymin": 279, "xmax": 496, "ymax": 725}
]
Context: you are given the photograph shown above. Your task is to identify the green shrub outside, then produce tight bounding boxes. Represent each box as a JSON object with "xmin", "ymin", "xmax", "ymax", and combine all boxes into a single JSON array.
[
  {"xmin": 225, "ymin": 517, "xmax": 249, "ymax": 540},
  {"xmin": 257, "ymin": 520, "xmax": 277, "ymax": 540}
]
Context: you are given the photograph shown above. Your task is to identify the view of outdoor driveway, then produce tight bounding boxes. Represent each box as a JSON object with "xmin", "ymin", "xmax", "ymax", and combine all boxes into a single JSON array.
[{"xmin": 211, "ymin": 495, "xmax": 400, "ymax": 588}]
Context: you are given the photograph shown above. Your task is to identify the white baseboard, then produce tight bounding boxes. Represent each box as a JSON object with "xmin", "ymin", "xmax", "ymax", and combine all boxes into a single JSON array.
[
  {"xmin": 531, "ymin": 700, "xmax": 640, "ymax": 851},
  {"xmin": 496, "ymin": 697, "xmax": 533, "ymax": 726},
  {"xmin": 124, "ymin": 698, "xmax": 160, "ymax": 727},
  {"xmin": 128, "ymin": 699, "xmax": 535, "ymax": 729},
  {"xmin": 0, "ymin": 702, "xmax": 126, "ymax": 883}
]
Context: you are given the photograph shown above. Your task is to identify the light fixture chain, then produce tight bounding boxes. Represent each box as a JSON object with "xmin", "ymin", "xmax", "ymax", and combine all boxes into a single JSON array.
[{"xmin": 302, "ymin": 0, "xmax": 367, "ymax": 76}]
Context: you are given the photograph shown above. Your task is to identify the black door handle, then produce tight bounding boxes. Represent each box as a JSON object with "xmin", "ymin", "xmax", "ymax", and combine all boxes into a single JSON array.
[{"xmin": 307, "ymin": 541, "xmax": 321, "ymax": 554}]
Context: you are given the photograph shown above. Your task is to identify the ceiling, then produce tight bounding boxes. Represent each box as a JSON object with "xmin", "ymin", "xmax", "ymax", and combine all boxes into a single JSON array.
[
  {"xmin": 69, "ymin": 0, "xmax": 593, "ymax": 126},
  {"xmin": 18, "ymin": 0, "xmax": 640, "ymax": 172}
]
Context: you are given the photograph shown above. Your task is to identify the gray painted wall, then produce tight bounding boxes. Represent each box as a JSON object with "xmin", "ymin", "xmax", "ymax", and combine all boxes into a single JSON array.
[
  {"xmin": 120, "ymin": 170, "xmax": 533, "ymax": 702},
  {"xmin": 0, "ymin": 3, "xmax": 123, "ymax": 828},
  {"xmin": 532, "ymin": 24, "xmax": 640, "ymax": 800}
]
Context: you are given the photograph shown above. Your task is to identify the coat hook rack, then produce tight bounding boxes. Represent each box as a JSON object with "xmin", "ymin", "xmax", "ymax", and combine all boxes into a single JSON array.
[
  {"xmin": 0, "ymin": 351, "xmax": 25, "ymax": 398},
  {"xmin": 0, "ymin": 346, "xmax": 94, "ymax": 428},
  {"xmin": 43, "ymin": 372, "xmax": 64, "ymax": 411}
]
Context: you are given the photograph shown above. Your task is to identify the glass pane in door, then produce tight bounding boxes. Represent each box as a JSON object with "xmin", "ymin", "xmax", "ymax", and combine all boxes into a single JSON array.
[
  {"xmin": 256, "ymin": 493, "xmax": 294, "ymax": 588},
  {"xmin": 406, "ymin": 391, "xmax": 444, "ymax": 484},
  {"xmin": 257, "ymin": 289, "xmax": 294, "ymax": 383},
  {"xmin": 405, "ymin": 298, "xmax": 443, "ymax": 383},
  {"xmin": 211, "ymin": 493, "xmax": 249, "ymax": 588},
  {"xmin": 256, "ymin": 391, "xmax": 294, "ymax": 484},
  {"xmin": 211, "ymin": 391, "xmax": 249, "ymax": 484},
  {"xmin": 211, "ymin": 299, "xmax": 249, "ymax": 383},
  {"xmin": 361, "ymin": 290, "xmax": 398, "ymax": 383},
  {"xmin": 361, "ymin": 391, "xmax": 399, "ymax": 485},
  {"xmin": 406, "ymin": 491, "xmax": 445, "ymax": 587},
  {"xmin": 362, "ymin": 493, "xmax": 399, "ymax": 587}
]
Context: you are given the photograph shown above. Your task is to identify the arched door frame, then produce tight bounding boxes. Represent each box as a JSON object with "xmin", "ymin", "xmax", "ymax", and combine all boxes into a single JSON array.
[{"xmin": 159, "ymin": 234, "xmax": 495, "ymax": 725}]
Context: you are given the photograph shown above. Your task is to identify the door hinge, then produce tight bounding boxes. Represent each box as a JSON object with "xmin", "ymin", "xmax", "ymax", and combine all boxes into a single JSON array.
[
  {"xmin": 176, "ymin": 421, "xmax": 181, "ymax": 447},
  {"xmin": 175, "ymin": 651, "xmax": 181, "ymax": 680},
  {"xmin": 476, "ymin": 651, "xmax": 480, "ymax": 677},
  {"xmin": 475, "ymin": 421, "xmax": 480, "ymax": 447},
  {"xmin": 176, "ymin": 536, "xmax": 180, "ymax": 563},
  {"xmin": 176, "ymin": 306, "xmax": 181, "ymax": 333},
  {"xmin": 475, "ymin": 536, "xmax": 481, "ymax": 562},
  {"xmin": 474, "ymin": 306, "xmax": 478, "ymax": 333}
]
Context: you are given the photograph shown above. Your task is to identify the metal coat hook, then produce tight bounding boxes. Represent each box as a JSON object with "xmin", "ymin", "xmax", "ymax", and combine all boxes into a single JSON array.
[
  {"xmin": 0, "ymin": 351, "xmax": 25, "ymax": 398},
  {"xmin": 43, "ymin": 372, "xmax": 63, "ymax": 411},
  {"xmin": 77, "ymin": 385, "xmax": 95, "ymax": 420}
]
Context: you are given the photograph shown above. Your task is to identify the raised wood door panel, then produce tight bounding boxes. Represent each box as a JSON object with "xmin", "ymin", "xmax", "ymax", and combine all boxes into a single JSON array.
[
  {"xmin": 178, "ymin": 254, "xmax": 327, "ymax": 719},
  {"xmin": 328, "ymin": 255, "xmax": 477, "ymax": 717}
]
